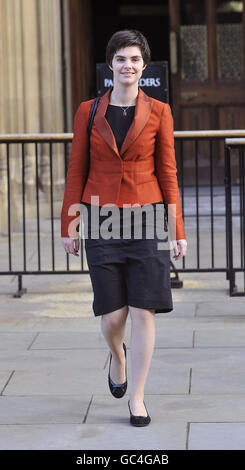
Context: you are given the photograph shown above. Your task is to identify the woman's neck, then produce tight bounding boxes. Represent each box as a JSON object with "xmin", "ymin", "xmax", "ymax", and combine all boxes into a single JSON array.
[{"xmin": 109, "ymin": 84, "xmax": 138, "ymax": 106}]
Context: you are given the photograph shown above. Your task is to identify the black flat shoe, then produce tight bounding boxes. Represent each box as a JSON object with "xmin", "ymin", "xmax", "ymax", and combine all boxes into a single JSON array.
[
  {"xmin": 108, "ymin": 342, "xmax": 127, "ymax": 398},
  {"xmin": 128, "ymin": 399, "xmax": 151, "ymax": 426}
]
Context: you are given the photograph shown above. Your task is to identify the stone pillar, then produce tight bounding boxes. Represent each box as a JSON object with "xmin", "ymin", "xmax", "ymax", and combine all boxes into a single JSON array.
[
  {"xmin": 21, "ymin": 0, "xmax": 40, "ymax": 216},
  {"xmin": 0, "ymin": 0, "xmax": 72, "ymax": 235},
  {"xmin": 0, "ymin": 0, "xmax": 22, "ymax": 234},
  {"xmin": 38, "ymin": 0, "xmax": 64, "ymax": 204}
]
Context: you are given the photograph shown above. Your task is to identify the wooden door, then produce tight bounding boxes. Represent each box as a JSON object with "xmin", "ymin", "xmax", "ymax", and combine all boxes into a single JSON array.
[
  {"xmin": 169, "ymin": 0, "xmax": 245, "ymax": 183},
  {"xmin": 68, "ymin": 0, "xmax": 95, "ymax": 114}
]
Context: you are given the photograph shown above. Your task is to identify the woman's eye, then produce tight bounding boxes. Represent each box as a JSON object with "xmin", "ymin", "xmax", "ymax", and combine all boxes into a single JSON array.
[{"xmin": 117, "ymin": 58, "xmax": 140, "ymax": 62}]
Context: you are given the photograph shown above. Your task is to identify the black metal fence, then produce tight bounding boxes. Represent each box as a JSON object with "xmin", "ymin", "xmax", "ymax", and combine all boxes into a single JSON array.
[
  {"xmin": 225, "ymin": 138, "xmax": 245, "ymax": 296},
  {"xmin": 0, "ymin": 131, "xmax": 245, "ymax": 297}
]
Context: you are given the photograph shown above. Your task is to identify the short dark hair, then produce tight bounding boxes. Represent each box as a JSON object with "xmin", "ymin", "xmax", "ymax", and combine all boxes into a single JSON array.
[{"xmin": 106, "ymin": 29, "xmax": 151, "ymax": 68}]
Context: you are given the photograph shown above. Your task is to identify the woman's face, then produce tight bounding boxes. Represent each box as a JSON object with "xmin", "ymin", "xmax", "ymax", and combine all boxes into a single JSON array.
[{"xmin": 110, "ymin": 46, "xmax": 146, "ymax": 87}]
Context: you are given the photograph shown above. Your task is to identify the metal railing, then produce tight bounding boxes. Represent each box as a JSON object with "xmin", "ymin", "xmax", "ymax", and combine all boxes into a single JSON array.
[
  {"xmin": 225, "ymin": 138, "xmax": 245, "ymax": 295},
  {"xmin": 0, "ymin": 130, "xmax": 245, "ymax": 297}
]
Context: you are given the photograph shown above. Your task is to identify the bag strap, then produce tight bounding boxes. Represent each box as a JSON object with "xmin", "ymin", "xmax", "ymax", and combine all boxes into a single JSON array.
[
  {"xmin": 88, "ymin": 96, "xmax": 100, "ymax": 137},
  {"xmin": 85, "ymin": 96, "xmax": 100, "ymax": 185}
]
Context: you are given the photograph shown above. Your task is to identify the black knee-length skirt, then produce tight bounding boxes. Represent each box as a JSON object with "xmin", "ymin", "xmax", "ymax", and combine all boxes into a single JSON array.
[{"xmin": 81, "ymin": 201, "xmax": 173, "ymax": 316}]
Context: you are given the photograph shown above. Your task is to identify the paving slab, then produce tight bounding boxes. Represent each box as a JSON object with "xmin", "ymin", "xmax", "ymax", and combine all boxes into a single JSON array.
[
  {"xmin": 0, "ymin": 421, "xmax": 186, "ymax": 450},
  {"xmin": 0, "ymin": 348, "xmax": 107, "ymax": 371},
  {"xmin": 195, "ymin": 329, "xmax": 245, "ymax": 347},
  {"xmin": 153, "ymin": 347, "xmax": 245, "ymax": 367},
  {"xmin": 191, "ymin": 366, "xmax": 245, "ymax": 394},
  {"xmin": 196, "ymin": 301, "xmax": 245, "ymax": 316},
  {"xmin": 188, "ymin": 423, "xmax": 245, "ymax": 450},
  {"xmin": 0, "ymin": 395, "xmax": 91, "ymax": 424},
  {"xmin": 1, "ymin": 368, "xmax": 108, "ymax": 396}
]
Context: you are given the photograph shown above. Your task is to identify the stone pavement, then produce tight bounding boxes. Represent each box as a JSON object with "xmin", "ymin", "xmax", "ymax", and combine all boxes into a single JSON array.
[{"xmin": 0, "ymin": 267, "xmax": 245, "ymax": 450}]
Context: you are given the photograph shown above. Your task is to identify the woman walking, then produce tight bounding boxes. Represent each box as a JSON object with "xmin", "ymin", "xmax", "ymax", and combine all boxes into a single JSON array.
[{"xmin": 61, "ymin": 30, "xmax": 187, "ymax": 427}]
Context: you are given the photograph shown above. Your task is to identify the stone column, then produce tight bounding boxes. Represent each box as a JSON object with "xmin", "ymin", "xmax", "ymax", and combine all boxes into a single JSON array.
[
  {"xmin": 0, "ymin": 0, "xmax": 72, "ymax": 235},
  {"xmin": 21, "ymin": 0, "xmax": 40, "ymax": 217},
  {"xmin": 38, "ymin": 0, "xmax": 64, "ymax": 204},
  {"xmin": 0, "ymin": 0, "xmax": 23, "ymax": 234}
]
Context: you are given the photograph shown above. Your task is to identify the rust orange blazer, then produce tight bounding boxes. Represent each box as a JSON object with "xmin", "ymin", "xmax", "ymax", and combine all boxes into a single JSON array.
[{"xmin": 61, "ymin": 86, "xmax": 186, "ymax": 240}]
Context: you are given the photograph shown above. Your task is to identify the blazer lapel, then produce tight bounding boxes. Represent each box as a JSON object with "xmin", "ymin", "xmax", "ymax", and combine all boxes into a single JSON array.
[{"xmin": 93, "ymin": 85, "xmax": 153, "ymax": 160}]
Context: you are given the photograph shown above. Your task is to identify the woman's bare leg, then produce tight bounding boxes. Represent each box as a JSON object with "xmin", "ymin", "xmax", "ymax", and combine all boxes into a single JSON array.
[
  {"xmin": 129, "ymin": 306, "xmax": 155, "ymax": 416},
  {"xmin": 101, "ymin": 305, "xmax": 129, "ymax": 383}
]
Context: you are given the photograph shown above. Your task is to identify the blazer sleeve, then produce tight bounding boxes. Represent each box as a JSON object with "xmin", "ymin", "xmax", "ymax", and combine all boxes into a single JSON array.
[
  {"xmin": 61, "ymin": 102, "xmax": 90, "ymax": 238},
  {"xmin": 154, "ymin": 103, "xmax": 186, "ymax": 240}
]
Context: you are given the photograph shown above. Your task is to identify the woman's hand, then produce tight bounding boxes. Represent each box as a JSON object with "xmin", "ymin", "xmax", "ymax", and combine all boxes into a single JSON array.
[
  {"xmin": 61, "ymin": 237, "xmax": 80, "ymax": 256},
  {"xmin": 172, "ymin": 239, "xmax": 187, "ymax": 260}
]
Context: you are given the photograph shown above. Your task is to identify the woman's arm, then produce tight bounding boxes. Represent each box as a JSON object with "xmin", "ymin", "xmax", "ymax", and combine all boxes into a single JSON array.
[
  {"xmin": 61, "ymin": 102, "xmax": 90, "ymax": 238},
  {"xmin": 154, "ymin": 103, "xmax": 186, "ymax": 242}
]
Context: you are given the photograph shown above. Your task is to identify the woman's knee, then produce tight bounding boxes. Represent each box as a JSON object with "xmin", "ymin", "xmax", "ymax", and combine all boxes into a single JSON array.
[
  {"xmin": 129, "ymin": 305, "xmax": 155, "ymax": 322},
  {"xmin": 101, "ymin": 305, "xmax": 129, "ymax": 329}
]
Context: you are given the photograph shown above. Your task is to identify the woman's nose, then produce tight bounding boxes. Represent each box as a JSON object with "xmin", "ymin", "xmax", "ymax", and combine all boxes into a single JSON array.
[{"xmin": 123, "ymin": 60, "xmax": 133, "ymax": 68}]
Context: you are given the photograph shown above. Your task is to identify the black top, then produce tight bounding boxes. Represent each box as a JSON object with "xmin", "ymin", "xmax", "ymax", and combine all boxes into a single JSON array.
[{"xmin": 105, "ymin": 104, "xmax": 135, "ymax": 153}]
